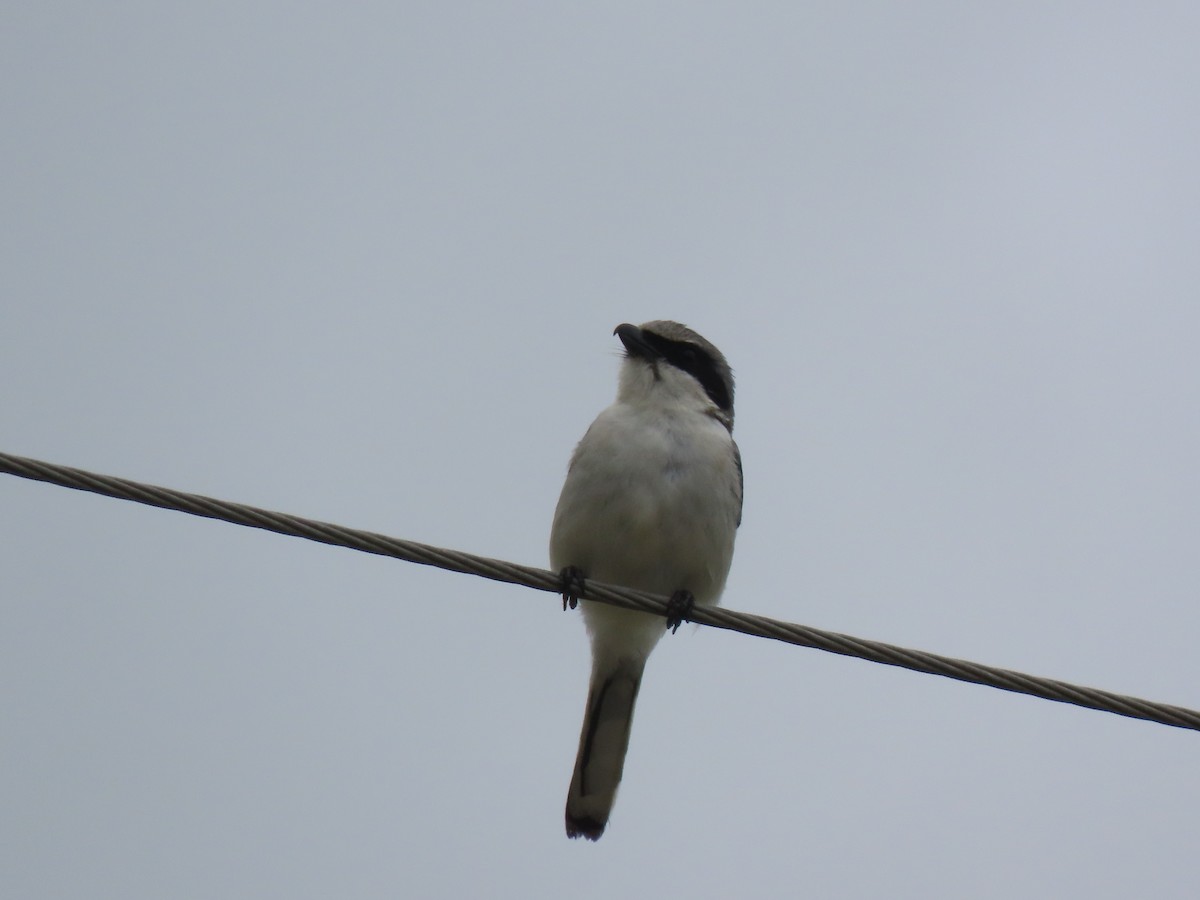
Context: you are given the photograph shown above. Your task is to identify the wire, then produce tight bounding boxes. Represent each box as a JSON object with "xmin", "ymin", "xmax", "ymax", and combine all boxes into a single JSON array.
[{"xmin": 3, "ymin": 449, "xmax": 1198, "ymax": 732}]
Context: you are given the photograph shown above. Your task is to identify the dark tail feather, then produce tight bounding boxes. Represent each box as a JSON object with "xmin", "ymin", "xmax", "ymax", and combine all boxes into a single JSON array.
[{"xmin": 565, "ymin": 657, "xmax": 645, "ymax": 840}]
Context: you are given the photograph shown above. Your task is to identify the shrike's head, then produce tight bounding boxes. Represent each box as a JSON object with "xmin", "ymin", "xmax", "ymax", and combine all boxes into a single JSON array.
[{"xmin": 614, "ymin": 321, "xmax": 735, "ymax": 430}]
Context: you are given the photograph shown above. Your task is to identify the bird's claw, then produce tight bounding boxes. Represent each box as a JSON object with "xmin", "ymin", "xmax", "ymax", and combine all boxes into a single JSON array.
[
  {"xmin": 559, "ymin": 566, "xmax": 585, "ymax": 611},
  {"xmin": 664, "ymin": 589, "xmax": 695, "ymax": 634}
]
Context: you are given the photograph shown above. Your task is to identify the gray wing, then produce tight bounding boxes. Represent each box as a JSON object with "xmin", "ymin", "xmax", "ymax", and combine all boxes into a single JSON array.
[{"xmin": 732, "ymin": 439, "xmax": 743, "ymax": 528}]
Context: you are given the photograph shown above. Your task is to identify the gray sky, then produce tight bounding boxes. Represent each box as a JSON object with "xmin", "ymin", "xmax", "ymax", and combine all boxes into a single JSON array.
[{"xmin": 3, "ymin": 4, "xmax": 1199, "ymax": 898}]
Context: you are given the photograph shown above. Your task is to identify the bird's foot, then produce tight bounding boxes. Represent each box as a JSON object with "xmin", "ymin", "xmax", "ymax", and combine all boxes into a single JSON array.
[
  {"xmin": 664, "ymin": 589, "xmax": 695, "ymax": 634},
  {"xmin": 559, "ymin": 566, "xmax": 585, "ymax": 611}
]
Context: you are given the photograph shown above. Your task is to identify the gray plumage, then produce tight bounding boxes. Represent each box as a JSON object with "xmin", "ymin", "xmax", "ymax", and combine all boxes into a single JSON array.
[{"xmin": 550, "ymin": 320, "xmax": 742, "ymax": 840}]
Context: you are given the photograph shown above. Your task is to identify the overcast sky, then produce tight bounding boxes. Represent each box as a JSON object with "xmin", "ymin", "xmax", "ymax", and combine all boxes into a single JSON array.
[{"xmin": 3, "ymin": 4, "xmax": 1199, "ymax": 898}]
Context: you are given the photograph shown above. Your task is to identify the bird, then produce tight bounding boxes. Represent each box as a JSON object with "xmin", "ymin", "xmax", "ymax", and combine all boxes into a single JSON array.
[{"xmin": 550, "ymin": 320, "xmax": 742, "ymax": 840}]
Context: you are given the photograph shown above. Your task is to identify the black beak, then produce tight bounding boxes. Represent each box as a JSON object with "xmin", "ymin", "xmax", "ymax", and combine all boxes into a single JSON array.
[{"xmin": 614, "ymin": 323, "xmax": 659, "ymax": 361}]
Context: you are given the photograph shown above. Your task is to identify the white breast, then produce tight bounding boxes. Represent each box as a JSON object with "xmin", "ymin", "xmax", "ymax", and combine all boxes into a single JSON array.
[{"xmin": 550, "ymin": 402, "xmax": 740, "ymax": 606}]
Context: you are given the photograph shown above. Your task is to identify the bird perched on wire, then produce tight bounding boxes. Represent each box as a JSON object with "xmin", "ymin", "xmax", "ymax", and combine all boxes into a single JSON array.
[{"xmin": 550, "ymin": 320, "xmax": 742, "ymax": 840}]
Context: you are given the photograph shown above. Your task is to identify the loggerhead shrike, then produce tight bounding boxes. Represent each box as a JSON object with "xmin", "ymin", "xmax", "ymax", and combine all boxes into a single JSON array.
[{"xmin": 550, "ymin": 320, "xmax": 742, "ymax": 841}]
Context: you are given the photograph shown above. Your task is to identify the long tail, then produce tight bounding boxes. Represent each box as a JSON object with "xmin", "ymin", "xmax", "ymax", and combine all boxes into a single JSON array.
[{"xmin": 565, "ymin": 656, "xmax": 646, "ymax": 840}]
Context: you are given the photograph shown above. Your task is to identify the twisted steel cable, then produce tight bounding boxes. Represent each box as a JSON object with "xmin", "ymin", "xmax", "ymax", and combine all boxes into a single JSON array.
[{"xmin": 3, "ymin": 450, "xmax": 1197, "ymax": 732}]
